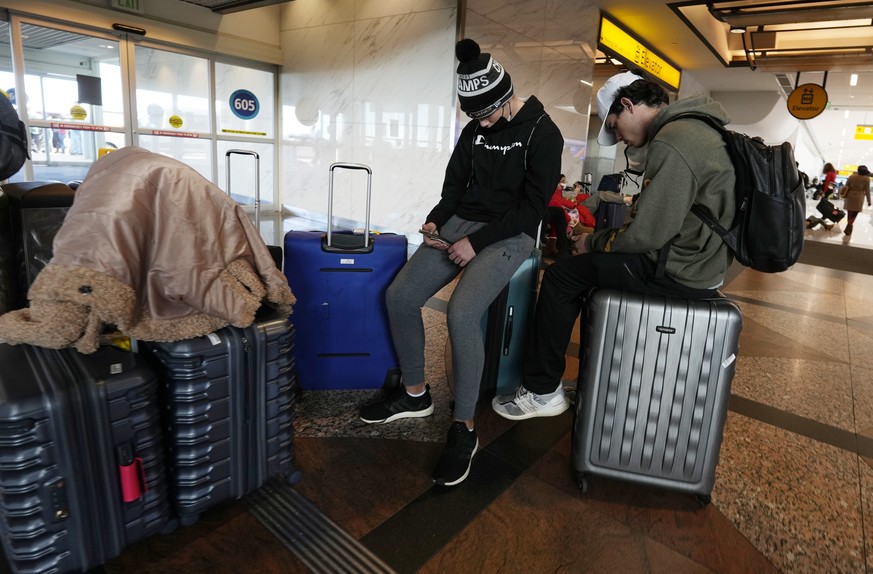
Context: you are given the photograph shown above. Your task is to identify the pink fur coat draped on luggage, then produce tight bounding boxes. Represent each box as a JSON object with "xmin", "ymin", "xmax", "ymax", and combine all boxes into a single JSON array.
[{"xmin": 0, "ymin": 146, "xmax": 295, "ymax": 353}]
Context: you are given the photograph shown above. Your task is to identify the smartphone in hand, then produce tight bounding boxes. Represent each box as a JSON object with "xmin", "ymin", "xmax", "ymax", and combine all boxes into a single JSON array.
[{"xmin": 419, "ymin": 228, "xmax": 451, "ymax": 246}]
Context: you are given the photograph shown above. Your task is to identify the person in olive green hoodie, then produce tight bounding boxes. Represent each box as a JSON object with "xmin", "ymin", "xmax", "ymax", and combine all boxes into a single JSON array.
[{"xmin": 493, "ymin": 72, "xmax": 736, "ymax": 421}]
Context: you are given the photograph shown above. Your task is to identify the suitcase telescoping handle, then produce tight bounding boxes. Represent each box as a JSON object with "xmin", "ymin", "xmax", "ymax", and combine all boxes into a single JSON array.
[
  {"xmin": 226, "ymin": 149, "xmax": 260, "ymax": 227},
  {"xmin": 327, "ymin": 162, "xmax": 372, "ymax": 249}
]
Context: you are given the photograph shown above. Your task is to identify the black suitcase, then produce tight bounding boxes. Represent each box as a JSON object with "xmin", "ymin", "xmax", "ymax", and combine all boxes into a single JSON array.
[
  {"xmin": 572, "ymin": 288, "xmax": 743, "ymax": 504},
  {"xmin": 816, "ymin": 197, "xmax": 845, "ymax": 223},
  {"xmin": 0, "ymin": 181, "xmax": 75, "ymax": 311},
  {"xmin": 0, "ymin": 190, "xmax": 14, "ymax": 314},
  {"xmin": 594, "ymin": 201, "xmax": 628, "ymax": 229},
  {"xmin": 140, "ymin": 306, "xmax": 299, "ymax": 526},
  {"xmin": 0, "ymin": 344, "xmax": 174, "ymax": 574}
]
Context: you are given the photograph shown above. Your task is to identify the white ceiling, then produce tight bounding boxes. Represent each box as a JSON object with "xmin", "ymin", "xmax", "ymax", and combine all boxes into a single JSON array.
[{"xmin": 588, "ymin": 0, "xmax": 873, "ymax": 175}]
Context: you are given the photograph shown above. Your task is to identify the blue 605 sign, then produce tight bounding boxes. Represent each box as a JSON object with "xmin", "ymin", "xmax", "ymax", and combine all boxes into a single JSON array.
[{"xmin": 229, "ymin": 89, "xmax": 259, "ymax": 120}]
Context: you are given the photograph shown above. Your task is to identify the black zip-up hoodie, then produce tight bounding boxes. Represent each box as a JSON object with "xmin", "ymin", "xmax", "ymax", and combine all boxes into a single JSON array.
[{"xmin": 426, "ymin": 95, "xmax": 563, "ymax": 253}]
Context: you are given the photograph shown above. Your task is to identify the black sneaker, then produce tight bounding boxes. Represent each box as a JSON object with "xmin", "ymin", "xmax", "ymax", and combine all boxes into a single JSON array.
[
  {"xmin": 432, "ymin": 422, "xmax": 478, "ymax": 486},
  {"xmin": 359, "ymin": 385, "xmax": 434, "ymax": 424}
]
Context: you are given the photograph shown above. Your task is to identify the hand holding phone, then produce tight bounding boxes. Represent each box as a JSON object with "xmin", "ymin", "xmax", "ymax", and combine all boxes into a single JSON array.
[{"xmin": 419, "ymin": 228, "xmax": 451, "ymax": 246}]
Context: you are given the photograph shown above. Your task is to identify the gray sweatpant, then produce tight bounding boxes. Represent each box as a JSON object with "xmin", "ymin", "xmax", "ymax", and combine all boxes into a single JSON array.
[{"xmin": 385, "ymin": 215, "xmax": 534, "ymax": 421}]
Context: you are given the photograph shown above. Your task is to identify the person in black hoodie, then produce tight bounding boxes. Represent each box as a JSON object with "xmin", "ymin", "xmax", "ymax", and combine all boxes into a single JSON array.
[{"xmin": 359, "ymin": 38, "xmax": 563, "ymax": 486}]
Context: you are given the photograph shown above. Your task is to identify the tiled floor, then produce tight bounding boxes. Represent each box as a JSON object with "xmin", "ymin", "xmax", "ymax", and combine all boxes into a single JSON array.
[{"xmin": 33, "ymin": 200, "xmax": 873, "ymax": 573}]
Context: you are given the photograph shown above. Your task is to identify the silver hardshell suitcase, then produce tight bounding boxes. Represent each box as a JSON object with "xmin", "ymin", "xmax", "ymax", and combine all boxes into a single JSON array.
[{"xmin": 571, "ymin": 288, "xmax": 743, "ymax": 505}]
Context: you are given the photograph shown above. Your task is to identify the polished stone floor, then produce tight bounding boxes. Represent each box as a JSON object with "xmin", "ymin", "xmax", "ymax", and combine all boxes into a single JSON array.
[{"xmin": 20, "ymin": 200, "xmax": 873, "ymax": 574}]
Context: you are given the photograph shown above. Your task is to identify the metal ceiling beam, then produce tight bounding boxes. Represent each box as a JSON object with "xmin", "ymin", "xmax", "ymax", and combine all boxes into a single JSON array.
[
  {"xmin": 177, "ymin": 0, "xmax": 292, "ymax": 14},
  {"xmin": 709, "ymin": 1, "xmax": 873, "ymax": 28},
  {"xmin": 749, "ymin": 52, "xmax": 873, "ymax": 72}
]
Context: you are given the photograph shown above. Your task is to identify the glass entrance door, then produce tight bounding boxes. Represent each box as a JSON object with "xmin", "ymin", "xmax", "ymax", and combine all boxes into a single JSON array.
[
  {"xmin": 0, "ymin": 14, "xmax": 278, "ymax": 209},
  {"xmin": 1, "ymin": 18, "xmax": 126, "ymax": 183}
]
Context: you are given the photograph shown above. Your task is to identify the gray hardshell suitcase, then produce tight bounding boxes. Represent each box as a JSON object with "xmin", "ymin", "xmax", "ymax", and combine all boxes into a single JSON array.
[
  {"xmin": 141, "ymin": 306, "xmax": 299, "ymax": 526},
  {"xmin": 571, "ymin": 288, "xmax": 742, "ymax": 504},
  {"xmin": 0, "ymin": 344, "xmax": 174, "ymax": 574}
]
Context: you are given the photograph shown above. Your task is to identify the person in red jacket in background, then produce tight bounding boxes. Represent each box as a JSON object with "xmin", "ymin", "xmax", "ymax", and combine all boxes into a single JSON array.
[{"xmin": 546, "ymin": 174, "xmax": 575, "ymax": 258}]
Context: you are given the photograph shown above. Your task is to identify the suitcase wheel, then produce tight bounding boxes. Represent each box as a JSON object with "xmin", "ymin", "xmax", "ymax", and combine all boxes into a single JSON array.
[
  {"xmin": 179, "ymin": 513, "xmax": 201, "ymax": 528},
  {"xmin": 382, "ymin": 367, "xmax": 402, "ymax": 391},
  {"xmin": 576, "ymin": 473, "xmax": 589, "ymax": 494},
  {"xmin": 160, "ymin": 518, "xmax": 179, "ymax": 535},
  {"xmin": 284, "ymin": 468, "xmax": 303, "ymax": 485},
  {"xmin": 696, "ymin": 493, "xmax": 711, "ymax": 507}
]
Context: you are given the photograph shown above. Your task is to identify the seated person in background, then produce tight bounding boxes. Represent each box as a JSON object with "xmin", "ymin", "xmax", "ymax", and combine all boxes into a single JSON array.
[
  {"xmin": 570, "ymin": 181, "xmax": 596, "ymax": 234},
  {"xmin": 546, "ymin": 175, "xmax": 577, "ymax": 258},
  {"xmin": 492, "ymin": 70, "xmax": 736, "ymax": 420}
]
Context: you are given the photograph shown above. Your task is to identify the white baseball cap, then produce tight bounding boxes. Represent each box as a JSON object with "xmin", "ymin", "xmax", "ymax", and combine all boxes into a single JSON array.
[{"xmin": 596, "ymin": 71, "xmax": 643, "ymax": 146}]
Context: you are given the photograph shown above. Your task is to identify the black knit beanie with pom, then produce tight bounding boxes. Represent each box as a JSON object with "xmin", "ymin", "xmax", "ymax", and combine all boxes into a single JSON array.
[{"xmin": 455, "ymin": 38, "xmax": 514, "ymax": 119}]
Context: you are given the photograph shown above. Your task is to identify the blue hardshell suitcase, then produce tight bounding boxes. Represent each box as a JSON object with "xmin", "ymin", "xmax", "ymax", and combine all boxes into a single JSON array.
[
  {"xmin": 0, "ymin": 344, "xmax": 174, "ymax": 574},
  {"xmin": 479, "ymin": 243, "xmax": 542, "ymax": 400},
  {"xmin": 283, "ymin": 163, "xmax": 407, "ymax": 390},
  {"xmin": 140, "ymin": 306, "xmax": 299, "ymax": 526},
  {"xmin": 572, "ymin": 288, "xmax": 743, "ymax": 504}
]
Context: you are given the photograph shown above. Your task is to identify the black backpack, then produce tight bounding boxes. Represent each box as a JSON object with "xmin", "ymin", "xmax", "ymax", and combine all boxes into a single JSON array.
[
  {"xmin": 666, "ymin": 112, "xmax": 805, "ymax": 273},
  {"xmin": 0, "ymin": 92, "xmax": 29, "ymax": 180}
]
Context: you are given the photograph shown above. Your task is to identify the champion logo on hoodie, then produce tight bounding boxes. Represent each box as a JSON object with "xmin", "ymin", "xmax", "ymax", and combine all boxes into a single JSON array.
[{"xmin": 483, "ymin": 140, "xmax": 523, "ymax": 155}]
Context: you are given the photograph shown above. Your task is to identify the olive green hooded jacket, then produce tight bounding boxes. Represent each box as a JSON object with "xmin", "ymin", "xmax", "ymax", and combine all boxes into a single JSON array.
[{"xmin": 587, "ymin": 94, "xmax": 736, "ymax": 289}]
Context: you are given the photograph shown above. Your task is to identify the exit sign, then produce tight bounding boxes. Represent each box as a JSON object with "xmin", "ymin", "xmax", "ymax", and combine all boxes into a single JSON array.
[{"xmin": 112, "ymin": 0, "xmax": 144, "ymax": 13}]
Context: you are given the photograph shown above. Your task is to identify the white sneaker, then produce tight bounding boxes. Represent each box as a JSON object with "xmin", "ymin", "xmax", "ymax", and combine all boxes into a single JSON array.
[{"xmin": 491, "ymin": 385, "xmax": 570, "ymax": 421}]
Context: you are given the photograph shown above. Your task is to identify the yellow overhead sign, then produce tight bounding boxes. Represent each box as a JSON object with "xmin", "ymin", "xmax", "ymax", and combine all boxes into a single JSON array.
[
  {"xmin": 599, "ymin": 17, "xmax": 681, "ymax": 90},
  {"xmin": 855, "ymin": 125, "xmax": 873, "ymax": 140}
]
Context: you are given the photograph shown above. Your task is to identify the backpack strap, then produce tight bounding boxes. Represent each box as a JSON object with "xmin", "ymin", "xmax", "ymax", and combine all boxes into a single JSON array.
[{"xmin": 524, "ymin": 113, "xmax": 547, "ymax": 170}]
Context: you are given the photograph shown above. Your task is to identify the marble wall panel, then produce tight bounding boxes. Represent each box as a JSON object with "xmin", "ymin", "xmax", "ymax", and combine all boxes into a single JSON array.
[
  {"xmin": 468, "ymin": 0, "xmax": 547, "ymax": 43},
  {"xmin": 279, "ymin": 0, "xmax": 600, "ymax": 233},
  {"xmin": 279, "ymin": 0, "xmax": 457, "ymax": 233},
  {"xmin": 281, "ymin": 24, "xmax": 356, "ymax": 128},
  {"xmin": 356, "ymin": 0, "xmax": 456, "ymax": 20},
  {"xmin": 464, "ymin": 0, "xmax": 598, "ymax": 183},
  {"xmin": 542, "ymin": 0, "xmax": 600, "ymax": 47},
  {"xmin": 280, "ymin": 0, "xmax": 356, "ymax": 30},
  {"xmin": 351, "ymin": 10, "xmax": 456, "ymax": 124},
  {"xmin": 279, "ymin": 120, "xmax": 358, "ymax": 216},
  {"xmin": 332, "ymin": 123, "xmax": 453, "ymax": 229}
]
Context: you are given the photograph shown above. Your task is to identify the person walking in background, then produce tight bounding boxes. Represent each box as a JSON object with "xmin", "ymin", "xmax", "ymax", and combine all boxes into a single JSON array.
[
  {"xmin": 840, "ymin": 165, "xmax": 871, "ymax": 235},
  {"xmin": 359, "ymin": 38, "xmax": 563, "ymax": 486},
  {"xmin": 822, "ymin": 162, "xmax": 838, "ymax": 199},
  {"xmin": 492, "ymin": 71, "xmax": 735, "ymax": 421}
]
